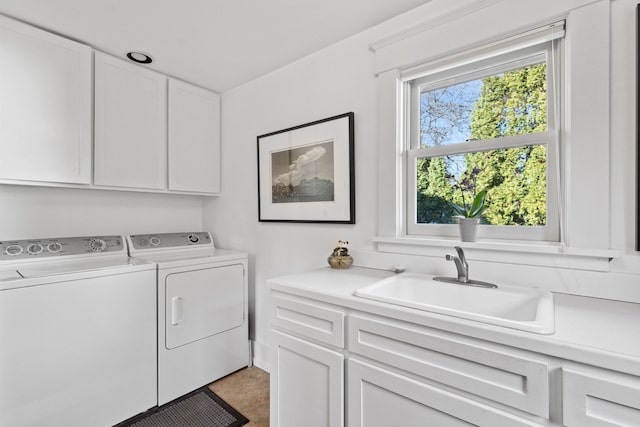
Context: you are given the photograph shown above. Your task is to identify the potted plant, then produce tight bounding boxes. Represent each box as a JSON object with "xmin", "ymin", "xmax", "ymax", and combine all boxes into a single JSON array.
[{"xmin": 447, "ymin": 167, "xmax": 487, "ymax": 242}]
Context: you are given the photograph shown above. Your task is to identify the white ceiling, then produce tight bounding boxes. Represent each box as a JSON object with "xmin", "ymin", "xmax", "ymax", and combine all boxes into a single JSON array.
[{"xmin": 0, "ymin": 0, "xmax": 430, "ymax": 92}]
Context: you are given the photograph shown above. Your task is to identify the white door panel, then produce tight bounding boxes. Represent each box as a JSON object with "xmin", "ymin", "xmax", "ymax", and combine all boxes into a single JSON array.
[
  {"xmin": 0, "ymin": 15, "xmax": 91, "ymax": 184},
  {"xmin": 94, "ymin": 51, "xmax": 167, "ymax": 189},
  {"xmin": 168, "ymin": 79, "xmax": 220, "ymax": 193},
  {"xmin": 165, "ymin": 264, "xmax": 244, "ymax": 349},
  {"xmin": 271, "ymin": 330, "xmax": 344, "ymax": 427}
]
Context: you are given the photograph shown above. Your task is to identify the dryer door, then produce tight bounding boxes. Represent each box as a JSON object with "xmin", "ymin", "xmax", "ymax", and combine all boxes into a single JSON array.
[{"xmin": 165, "ymin": 263, "xmax": 244, "ymax": 349}]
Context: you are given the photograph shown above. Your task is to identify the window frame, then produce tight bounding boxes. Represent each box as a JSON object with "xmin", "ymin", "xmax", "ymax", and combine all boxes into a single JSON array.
[{"xmin": 402, "ymin": 40, "xmax": 562, "ymax": 242}]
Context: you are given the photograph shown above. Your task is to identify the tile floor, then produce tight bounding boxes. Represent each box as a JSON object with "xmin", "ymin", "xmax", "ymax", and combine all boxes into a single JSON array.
[{"xmin": 208, "ymin": 366, "xmax": 270, "ymax": 427}]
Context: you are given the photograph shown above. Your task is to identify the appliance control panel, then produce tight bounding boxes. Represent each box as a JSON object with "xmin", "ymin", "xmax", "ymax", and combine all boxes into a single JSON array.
[
  {"xmin": 0, "ymin": 236, "xmax": 125, "ymax": 261},
  {"xmin": 128, "ymin": 232, "xmax": 213, "ymax": 250}
]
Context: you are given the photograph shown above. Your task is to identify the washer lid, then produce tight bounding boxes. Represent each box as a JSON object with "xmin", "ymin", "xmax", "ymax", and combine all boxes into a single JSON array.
[
  {"xmin": 16, "ymin": 256, "xmax": 150, "ymax": 279},
  {"xmin": 0, "ymin": 270, "xmax": 21, "ymax": 282}
]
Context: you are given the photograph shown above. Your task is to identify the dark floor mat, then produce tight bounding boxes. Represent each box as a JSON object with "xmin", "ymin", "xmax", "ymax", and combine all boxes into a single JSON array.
[{"xmin": 115, "ymin": 387, "xmax": 249, "ymax": 427}]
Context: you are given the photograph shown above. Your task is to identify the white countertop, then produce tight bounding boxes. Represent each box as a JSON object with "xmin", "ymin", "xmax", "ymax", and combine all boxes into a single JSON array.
[{"xmin": 268, "ymin": 266, "xmax": 640, "ymax": 376}]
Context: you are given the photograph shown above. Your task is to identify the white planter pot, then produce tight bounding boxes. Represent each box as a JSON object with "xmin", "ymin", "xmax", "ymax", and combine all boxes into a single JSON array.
[{"xmin": 458, "ymin": 217, "xmax": 479, "ymax": 242}]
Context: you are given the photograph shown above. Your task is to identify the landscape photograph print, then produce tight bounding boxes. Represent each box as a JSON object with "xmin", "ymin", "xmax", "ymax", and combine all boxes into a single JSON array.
[{"xmin": 271, "ymin": 140, "xmax": 335, "ymax": 204}]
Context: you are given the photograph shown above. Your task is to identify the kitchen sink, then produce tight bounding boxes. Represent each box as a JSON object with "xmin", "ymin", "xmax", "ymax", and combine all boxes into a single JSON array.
[{"xmin": 354, "ymin": 272, "xmax": 554, "ymax": 334}]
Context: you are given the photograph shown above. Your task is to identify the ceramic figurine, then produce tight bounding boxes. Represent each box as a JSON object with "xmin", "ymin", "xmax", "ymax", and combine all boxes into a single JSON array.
[{"xmin": 328, "ymin": 240, "xmax": 353, "ymax": 269}]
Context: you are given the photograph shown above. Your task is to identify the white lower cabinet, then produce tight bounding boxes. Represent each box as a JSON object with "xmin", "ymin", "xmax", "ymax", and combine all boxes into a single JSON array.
[
  {"xmin": 270, "ymin": 292, "xmax": 346, "ymax": 426},
  {"xmin": 348, "ymin": 358, "xmax": 543, "ymax": 427},
  {"xmin": 271, "ymin": 330, "xmax": 344, "ymax": 427},
  {"xmin": 563, "ymin": 365, "xmax": 640, "ymax": 426},
  {"xmin": 269, "ymin": 291, "xmax": 640, "ymax": 427}
]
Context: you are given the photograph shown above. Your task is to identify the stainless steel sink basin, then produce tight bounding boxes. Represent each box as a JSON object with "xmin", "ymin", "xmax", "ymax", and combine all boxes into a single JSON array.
[{"xmin": 354, "ymin": 272, "xmax": 554, "ymax": 334}]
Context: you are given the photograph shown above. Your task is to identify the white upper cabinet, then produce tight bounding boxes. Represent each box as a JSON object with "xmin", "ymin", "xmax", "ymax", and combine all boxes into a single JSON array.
[
  {"xmin": 0, "ymin": 15, "xmax": 92, "ymax": 184},
  {"xmin": 94, "ymin": 52, "xmax": 167, "ymax": 190},
  {"xmin": 0, "ymin": 15, "xmax": 222, "ymax": 195},
  {"xmin": 94, "ymin": 54, "xmax": 221, "ymax": 194},
  {"xmin": 168, "ymin": 79, "xmax": 221, "ymax": 194}
]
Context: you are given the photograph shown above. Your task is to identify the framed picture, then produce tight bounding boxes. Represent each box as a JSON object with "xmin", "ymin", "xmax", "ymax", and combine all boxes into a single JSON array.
[{"xmin": 257, "ymin": 112, "xmax": 355, "ymax": 223}]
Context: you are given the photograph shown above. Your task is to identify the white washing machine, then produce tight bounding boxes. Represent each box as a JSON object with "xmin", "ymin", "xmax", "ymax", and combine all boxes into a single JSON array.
[
  {"xmin": 127, "ymin": 231, "xmax": 249, "ymax": 405},
  {"xmin": 0, "ymin": 235, "xmax": 157, "ymax": 427}
]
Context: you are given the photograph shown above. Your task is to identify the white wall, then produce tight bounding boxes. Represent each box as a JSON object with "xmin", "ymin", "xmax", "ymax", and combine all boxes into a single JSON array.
[
  {"xmin": 0, "ymin": 184, "xmax": 203, "ymax": 239},
  {"xmin": 204, "ymin": 23, "xmax": 382, "ymax": 368},
  {"xmin": 209, "ymin": 0, "xmax": 640, "ymax": 371}
]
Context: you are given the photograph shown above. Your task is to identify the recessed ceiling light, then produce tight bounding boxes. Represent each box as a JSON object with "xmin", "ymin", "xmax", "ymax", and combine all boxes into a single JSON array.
[{"xmin": 126, "ymin": 51, "xmax": 154, "ymax": 64}]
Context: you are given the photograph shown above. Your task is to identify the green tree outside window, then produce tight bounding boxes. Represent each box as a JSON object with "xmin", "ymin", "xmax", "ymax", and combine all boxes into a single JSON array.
[{"xmin": 417, "ymin": 63, "xmax": 547, "ymax": 227}]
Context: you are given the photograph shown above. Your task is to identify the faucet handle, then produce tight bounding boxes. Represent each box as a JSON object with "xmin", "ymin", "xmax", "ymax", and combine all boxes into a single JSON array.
[{"xmin": 454, "ymin": 246, "xmax": 467, "ymax": 266}]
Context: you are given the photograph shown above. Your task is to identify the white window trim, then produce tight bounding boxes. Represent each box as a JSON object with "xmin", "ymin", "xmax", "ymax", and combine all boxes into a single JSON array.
[
  {"xmin": 372, "ymin": 235, "xmax": 618, "ymax": 272},
  {"xmin": 374, "ymin": 1, "xmax": 611, "ymax": 267}
]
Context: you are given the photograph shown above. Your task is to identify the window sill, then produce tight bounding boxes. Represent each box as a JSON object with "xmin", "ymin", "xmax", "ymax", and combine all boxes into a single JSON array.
[{"xmin": 373, "ymin": 236, "xmax": 619, "ymax": 272}]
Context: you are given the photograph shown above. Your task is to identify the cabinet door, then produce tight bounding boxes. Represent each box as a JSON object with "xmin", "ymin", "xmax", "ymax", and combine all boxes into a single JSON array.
[
  {"xmin": 563, "ymin": 366, "xmax": 640, "ymax": 426},
  {"xmin": 0, "ymin": 15, "xmax": 91, "ymax": 184},
  {"xmin": 348, "ymin": 358, "xmax": 543, "ymax": 427},
  {"xmin": 94, "ymin": 52, "xmax": 167, "ymax": 189},
  {"xmin": 271, "ymin": 330, "xmax": 343, "ymax": 427},
  {"xmin": 168, "ymin": 79, "xmax": 220, "ymax": 193}
]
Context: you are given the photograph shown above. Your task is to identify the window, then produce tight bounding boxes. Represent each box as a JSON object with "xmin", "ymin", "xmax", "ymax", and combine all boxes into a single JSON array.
[
  {"xmin": 403, "ymin": 31, "xmax": 563, "ymax": 241},
  {"xmin": 374, "ymin": 5, "xmax": 612, "ymax": 255}
]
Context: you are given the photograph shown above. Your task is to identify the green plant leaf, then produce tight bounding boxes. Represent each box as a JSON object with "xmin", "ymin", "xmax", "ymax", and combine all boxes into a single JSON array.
[
  {"xmin": 448, "ymin": 201, "xmax": 468, "ymax": 217},
  {"xmin": 468, "ymin": 190, "xmax": 487, "ymax": 218}
]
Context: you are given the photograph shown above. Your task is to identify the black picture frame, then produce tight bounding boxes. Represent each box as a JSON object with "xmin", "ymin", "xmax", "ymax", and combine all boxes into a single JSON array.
[{"xmin": 257, "ymin": 112, "xmax": 355, "ymax": 223}]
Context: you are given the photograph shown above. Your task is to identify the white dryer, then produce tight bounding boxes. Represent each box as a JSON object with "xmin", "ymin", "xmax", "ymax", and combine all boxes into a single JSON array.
[
  {"xmin": 0, "ymin": 235, "xmax": 157, "ymax": 427},
  {"xmin": 127, "ymin": 232, "xmax": 249, "ymax": 405}
]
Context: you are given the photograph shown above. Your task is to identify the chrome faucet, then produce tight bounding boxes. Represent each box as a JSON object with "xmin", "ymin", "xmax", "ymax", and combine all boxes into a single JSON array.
[
  {"xmin": 446, "ymin": 246, "xmax": 469, "ymax": 283},
  {"xmin": 434, "ymin": 246, "xmax": 497, "ymax": 289}
]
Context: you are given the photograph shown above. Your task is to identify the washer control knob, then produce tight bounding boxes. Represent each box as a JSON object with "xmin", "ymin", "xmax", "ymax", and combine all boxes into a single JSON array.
[
  {"xmin": 6, "ymin": 244, "xmax": 23, "ymax": 256},
  {"xmin": 89, "ymin": 238, "xmax": 107, "ymax": 252},
  {"xmin": 187, "ymin": 234, "xmax": 200, "ymax": 244},
  {"xmin": 47, "ymin": 242, "xmax": 62, "ymax": 253},
  {"xmin": 149, "ymin": 236, "xmax": 161, "ymax": 246},
  {"xmin": 27, "ymin": 243, "xmax": 44, "ymax": 255}
]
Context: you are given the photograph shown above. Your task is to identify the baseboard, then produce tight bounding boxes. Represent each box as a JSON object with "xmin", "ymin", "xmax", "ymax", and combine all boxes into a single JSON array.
[{"xmin": 251, "ymin": 339, "xmax": 271, "ymax": 373}]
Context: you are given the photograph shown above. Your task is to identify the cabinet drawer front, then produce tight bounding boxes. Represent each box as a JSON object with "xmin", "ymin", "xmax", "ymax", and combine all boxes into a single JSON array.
[
  {"xmin": 349, "ymin": 314, "xmax": 549, "ymax": 417},
  {"xmin": 563, "ymin": 367, "xmax": 640, "ymax": 426},
  {"xmin": 348, "ymin": 358, "xmax": 543, "ymax": 427},
  {"xmin": 271, "ymin": 293, "xmax": 345, "ymax": 348}
]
